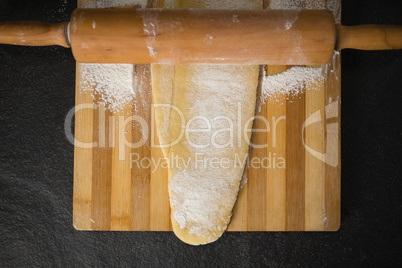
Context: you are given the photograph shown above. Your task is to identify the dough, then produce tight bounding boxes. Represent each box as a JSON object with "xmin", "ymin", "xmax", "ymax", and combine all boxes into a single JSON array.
[
  {"xmin": 151, "ymin": 0, "xmax": 262, "ymax": 245},
  {"xmin": 152, "ymin": 64, "xmax": 259, "ymax": 244}
]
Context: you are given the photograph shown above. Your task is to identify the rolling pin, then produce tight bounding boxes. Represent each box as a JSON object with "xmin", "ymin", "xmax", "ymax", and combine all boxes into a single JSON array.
[{"xmin": 0, "ymin": 8, "xmax": 401, "ymax": 65}]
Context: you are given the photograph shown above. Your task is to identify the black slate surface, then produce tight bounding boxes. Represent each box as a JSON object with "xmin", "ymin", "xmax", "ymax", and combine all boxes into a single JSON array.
[{"xmin": 0, "ymin": 0, "xmax": 401, "ymax": 266}]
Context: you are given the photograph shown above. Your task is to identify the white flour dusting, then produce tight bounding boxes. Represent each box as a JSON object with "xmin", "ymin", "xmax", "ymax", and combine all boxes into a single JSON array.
[
  {"xmin": 163, "ymin": 0, "xmax": 262, "ymax": 9},
  {"xmin": 82, "ymin": 0, "xmax": 146, "ymax": 8},
  {"xmin": 268, "ymin": 0, "xmax": 341, "ymax": 24},
  {"xmin": 162, "ymin": 0, "xmax": 262, "ymax": 239},
  {"xmin": 239, "ymin": 174, "xmax": 248, "ymax": 189},
  {"xmin": 261, "ymin": 66, "xmax": 324, "ymax": 101},
  {"xmin": 78, "ymin": 0, "xmax": 148, "ymax": 112},
  {"xmin": 167, "ymin": 65, "xmax": 256, "ymax": 237},
  {"xmin": 79, "ymin": 64, "xmax": 136, "ymax": 112},
  {"xmin": 261, "ymin": 0, "xmax": 340, "ymax": 103}
]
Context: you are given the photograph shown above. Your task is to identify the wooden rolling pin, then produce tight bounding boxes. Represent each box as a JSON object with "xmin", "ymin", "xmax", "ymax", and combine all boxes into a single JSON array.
[{"xmin": 0, "ymin": 9, "xmax": 401, "ymax": 65}]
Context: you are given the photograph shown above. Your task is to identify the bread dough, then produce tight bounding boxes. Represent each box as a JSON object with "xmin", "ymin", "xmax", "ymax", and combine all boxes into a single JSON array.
[
  {"xmin": 152, "ymin": 64, "xmax": 259, "ymax": 244},
  {"xmin": 151, "ymin": 0, "xmax": 262, "ymax": 245}
]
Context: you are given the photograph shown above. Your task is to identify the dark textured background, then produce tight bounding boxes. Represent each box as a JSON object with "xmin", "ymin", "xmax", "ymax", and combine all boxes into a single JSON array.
[{"xmin": 0, "ymin": 0, "xmax": 401, "ymax": 266}]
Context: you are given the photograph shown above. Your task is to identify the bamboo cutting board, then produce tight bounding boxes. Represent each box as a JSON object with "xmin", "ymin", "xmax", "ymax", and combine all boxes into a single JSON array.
[{"xmin": 73, "ymin": 0, "xmax": 341, "ymax": 231}]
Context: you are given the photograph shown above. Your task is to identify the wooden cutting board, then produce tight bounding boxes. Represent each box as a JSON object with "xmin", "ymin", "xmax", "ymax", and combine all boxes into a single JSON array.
[{"xmin": 73, "ymin": 0, "xmax": 341, "ymax": 231}]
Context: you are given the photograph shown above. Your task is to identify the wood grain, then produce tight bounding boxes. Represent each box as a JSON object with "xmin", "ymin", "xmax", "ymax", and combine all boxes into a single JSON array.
[
  {"xmin": 305, "ymin": 70, "xmax": 326, "ymax": 231},
  {"xmin": 72, "ymin": 75, "xmax": 94, "ymax": 230},
  {"xmin": 336, "ymin": 24, "xmax": 402, "ymax": 50},
  {"xmin": 69, "ymin": 8, "xmax": 336, "ymax": 65},
  {"xmin": 247, "ymin": 91, "xmax": 268, "ymax": 231},
  {"xmin": 285, "ymin": 90, "xmax": 306, "ymax": 231},
  {"xmin": 110, "ymin": 105, "xmax": 132, "ymax": 230},
  {"xmin": 324, "ymin": 51, "xmax": 341, "ymax": 231},
  {"xmin": 0, "ymin": 21, "xmax": 69, "ymax": 47},
  {"xmin": 73, "ymin": 0, "xmax": 341, "ymax": 232},
  {"xmin": 265, "ymin": 65, "xmax": 288, "ymax": 231}
]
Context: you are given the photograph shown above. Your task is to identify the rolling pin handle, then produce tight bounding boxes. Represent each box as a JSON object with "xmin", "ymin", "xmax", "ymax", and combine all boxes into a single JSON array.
[
  {"xmin": 336, "ymin": 24, "xmax": 402, "ymax": 51},
  {"xmin": 0, "ymin": 21, "xmax": 70, "ymax": 48}
]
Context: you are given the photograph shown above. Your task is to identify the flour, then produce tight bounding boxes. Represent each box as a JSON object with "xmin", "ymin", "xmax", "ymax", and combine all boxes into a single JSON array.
[
  {"xmin": 82, "ymin": 0, "xmax": 147, "ymax": 8},
  {"xmin": 268, "ymin": 0, "xmax": 341, "ymax": 24},
  {"xmin": 260, "ymin": 66, "xmax": 324, "ymax": 102},
  {"xmin": 165, "ymin": 64, "xmax": 258, "ymax": 238},
  {"xmin": 161, "ymin": 0, "xmax": 258, "ymax": 239},
  {"xmin": 77, "ymin": 0, "xmax": 339, "ymax": 113},
  {"xmin": 58, "ymin": 0, "xmax": 69, "ymax": 13},
  {"xmin": 76, "ymin": 0, "xmax": 338, "ymax": 241},
  {"xmin": 163, "ymin": 0, "xmax": 262, "ymax": 9},
  {"xmin": 239, "ymin": 174, "xmax": 248, "ymax": 189},
  {"xmin": 78, "ymin": 0, "xmax": 148, "ymax": 112},
  {"xmin": 79, "ymin": 64, "xmax": 136, "ymax": 112},
  {"xmin": 196, "ymin": 0, "xmax": 262, "ymax": 9},
  {"xmin": 170, "ymin": 166, "xmax": 237, "ymax": 236},
  {"xmin": 261, "ymin": 0, "xmax": 340, "ymax": 102}
]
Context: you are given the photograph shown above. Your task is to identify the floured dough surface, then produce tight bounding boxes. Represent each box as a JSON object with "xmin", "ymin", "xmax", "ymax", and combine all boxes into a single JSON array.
[
  {"xmin": 152, "ymin": 0, "xmax": 262, "ymax": 245},
  {"xmin": 152, "ymin": 65, "xmax": 259, "ymax": 244}
]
